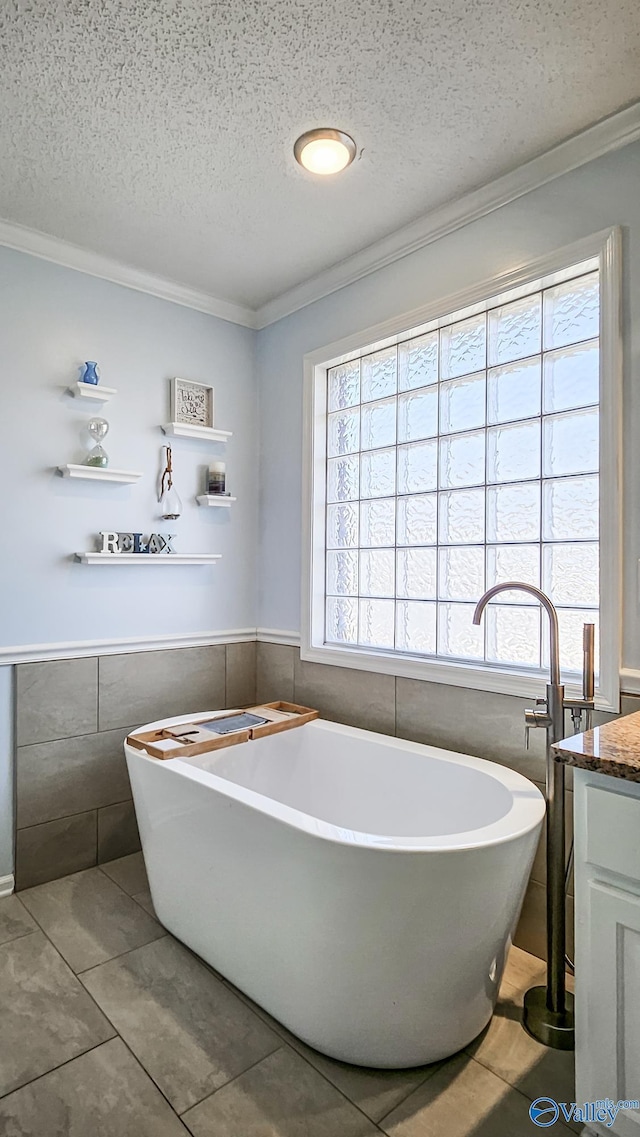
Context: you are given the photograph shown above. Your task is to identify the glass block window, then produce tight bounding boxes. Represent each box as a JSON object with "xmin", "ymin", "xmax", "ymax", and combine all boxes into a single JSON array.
[{"xmin": 323, "ymin": 265, "xmax": 600, "ymax": 676}]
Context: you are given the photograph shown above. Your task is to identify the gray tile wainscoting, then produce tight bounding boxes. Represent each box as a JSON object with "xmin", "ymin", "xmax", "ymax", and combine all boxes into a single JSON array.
[
  {"xmin": 256, "ymin": 642, "xmax": 637, "ymax": 961},
  {"xmin": 294, "ymin": 654, "xmax": 396, "ymax": 735},
  {"xmin": 97, "ymin": 645, "xmax": 227, "ymax": 731},
  {"xmin": 225, "ymin": 640, "xmax": 258, "ymax": 707},
  {"xmin": 256, "ymin": 641, "xmax": 296, "ymax": 703},
  {"xmin": 16, "ymin": 657, "xmax": 99, "ymax": 747},
  {"xmin": 14, "ymin": 641, "xmax": 257, "ymax": 890}
]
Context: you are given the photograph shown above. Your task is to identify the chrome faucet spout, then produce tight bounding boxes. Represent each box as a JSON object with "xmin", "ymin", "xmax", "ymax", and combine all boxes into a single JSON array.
[
  {"xmin": 474, "ymin": 579, "xmax": 581, "ymax": 1049},
  {"xmin": 472, "ymin": 581, "xmax": 561, "ymax": 688}
]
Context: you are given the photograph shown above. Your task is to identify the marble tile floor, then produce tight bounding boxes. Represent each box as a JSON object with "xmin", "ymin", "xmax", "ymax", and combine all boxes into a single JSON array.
[{"xmin": 0, "ymin": 854, "xmax": 580, "ymax": 1136}]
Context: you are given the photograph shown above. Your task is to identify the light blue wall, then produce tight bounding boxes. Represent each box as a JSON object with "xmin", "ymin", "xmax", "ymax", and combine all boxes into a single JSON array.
[
  {"xmin": 256, "ymin": 141, "xmax": 640, "ymax": 663},
  {"xmin": 0, "ymin": 247, "xmax": 258, "ymax": 877},
  {"xmin": 0, "ymin": 247, "xmax": 257, "ymax": 646}
]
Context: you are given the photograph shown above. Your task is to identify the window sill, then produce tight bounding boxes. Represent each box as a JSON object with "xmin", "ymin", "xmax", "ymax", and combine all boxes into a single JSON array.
[{"xmin": 300, "ymin": 640, "xmax": 616, "ymax": 712}]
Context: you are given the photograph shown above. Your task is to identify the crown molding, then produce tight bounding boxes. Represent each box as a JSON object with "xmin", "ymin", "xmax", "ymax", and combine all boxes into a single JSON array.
[
  {"xmin": 0, "ymin": 218, "xmax": 257, "ymax": 329},
  {"xmin": 254, "ymin": 101, "xmax": 640, "ymax": 329},
  {"xmin": 1, "ymin": 102, "xmax": 639, "ymax": 331}
]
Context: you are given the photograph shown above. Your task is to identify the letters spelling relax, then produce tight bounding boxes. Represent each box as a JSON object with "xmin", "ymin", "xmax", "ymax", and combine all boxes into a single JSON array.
[{"xmin": 99, "ymin": 531, "xmax": 177, "ymax": 554}]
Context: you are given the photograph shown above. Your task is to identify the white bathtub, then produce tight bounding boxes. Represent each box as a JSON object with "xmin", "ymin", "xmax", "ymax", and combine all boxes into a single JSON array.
[{"xmin": 125, "ymin": 713, "xmax": 545, "ymax": 1068}]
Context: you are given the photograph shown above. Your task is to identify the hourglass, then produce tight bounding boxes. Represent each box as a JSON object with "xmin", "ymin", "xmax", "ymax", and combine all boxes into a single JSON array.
[{"xmin": 85, "ymin": 417, "xmax": 110, "ymax": 468}]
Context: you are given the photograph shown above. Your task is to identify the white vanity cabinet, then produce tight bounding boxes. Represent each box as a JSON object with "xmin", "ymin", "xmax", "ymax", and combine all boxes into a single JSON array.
[{"xmin": 574, "ymin": 768, "xmax": 640, "ymax": 1137}]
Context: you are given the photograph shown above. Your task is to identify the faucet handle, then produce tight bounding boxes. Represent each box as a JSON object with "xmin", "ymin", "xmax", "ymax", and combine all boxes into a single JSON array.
[{"xmin": 524, "ymin": 702, "xmax": 551, "ymax": 749}]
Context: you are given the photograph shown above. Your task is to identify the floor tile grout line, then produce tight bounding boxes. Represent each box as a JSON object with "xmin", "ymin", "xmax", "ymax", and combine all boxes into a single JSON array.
[
  {"xmin": 20, "ymin": 861, "xmax": 138, "ymax": 902},
  {"xmin": 287, "ymin": 1037, "xmax": 440, "ymax": 1130},
  {"xmin": 178, "ymin": 1044, "xmax": 286, "ymax": 1119},
  {"xmin": 213, "ymin": 973, "xmax": 438, "ymax": 1130},
  {"xmin": 0, "ymin": 926, "xmax": 41, "ymax": 950},
  {"xmin": 76, "ymin": 930, "xmax": 170, "ymax": 978},
  {"xmin": 18, "ymin": 872, "xmax": 165, "ymax": 977},
  {"xmin": 463, "ymin": 1049, "xmax": 576, "ymax": 1117},
  {"xmin": 74, "ymin": 932, "xmax": 285, "ymax": 1124},
  {"xmin": 100, "ymin": 1030, "xmax": 192, "ymax": 1131},
  {"xmin": 0, "ymin": 1035, "xmax": 120, "ymax": 1104},
  {"xmin": 374, "ymin": 1050, "xmax": 577, "ymax": 1135},
  {"xmin": 129, "ymin": 889, "xmax": 155, "ymax": 914},
  {"xmin": 36, "ymin": 926, "xmax": 191, "ymax": 1130},
  {"xmin": 96, "ymin": 857, "xmax": 149, "ymax": 899},
  {"xmin": 0, "ymin": 883, "xmax": 130, "ymax": 1105},
  {"xmin": 70, "ymin": 921, "xmax": 311, "ymax": 1122},
  {"xmin": 372, "ymin": 1062, "xmax": 451, "ymax": 1128},
  {"xmin": 8, "ymin": 895, "xmax": 151, "ymax": 1029},
  {"xmin": 268, "ymin": 1040, "xmax": 411, "ymax": 1132}
]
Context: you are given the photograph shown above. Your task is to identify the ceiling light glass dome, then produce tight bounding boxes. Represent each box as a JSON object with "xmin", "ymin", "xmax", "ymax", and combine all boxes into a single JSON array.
[{"xmin": 294, "ymin": 129, "xmax": 357, "ymax": 175}]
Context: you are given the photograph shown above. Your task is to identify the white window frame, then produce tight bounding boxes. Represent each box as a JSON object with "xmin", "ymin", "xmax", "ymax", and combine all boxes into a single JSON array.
[{"xmin": 301, "ymin": 228, "xmax": 622, "ymax": 712}]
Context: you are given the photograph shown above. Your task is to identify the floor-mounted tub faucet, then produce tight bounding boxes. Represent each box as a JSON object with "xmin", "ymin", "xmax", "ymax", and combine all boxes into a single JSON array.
[{"xmin": 473, "ymin": 582, "xmax": 595, "ymax": 1050}]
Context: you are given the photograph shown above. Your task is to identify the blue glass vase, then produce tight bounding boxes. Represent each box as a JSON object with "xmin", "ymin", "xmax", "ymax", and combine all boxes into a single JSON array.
[{"xmin": 82, "ymin": 361, "xmax": 99, "ymax": 385}]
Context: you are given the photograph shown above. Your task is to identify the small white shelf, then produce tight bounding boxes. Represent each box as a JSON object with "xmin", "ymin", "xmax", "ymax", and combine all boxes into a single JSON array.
[
  {"xmin": 69, "ymin": 382, "xmax": 118, "ymax": 401},
  {"xmin": 76, "ymin": 553, "xmax": 222, "ymax": 565},
  {"xmin": 196, "ymin": 494, "xmax": 236, "ymax": 507},
  {"xmin": 58, "ymin": 464, "xmax": 143, "ymax": 484},
  {"xmin": 162, "ymin": 422, "xmax": 232, "ymax": 442}
]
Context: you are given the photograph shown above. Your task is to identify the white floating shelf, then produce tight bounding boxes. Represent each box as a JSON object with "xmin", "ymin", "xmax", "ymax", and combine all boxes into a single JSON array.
[
  {"xmin": 196, "ymin": 494, "xmax": 236, "ymax": 507},
  {"xmin": 69, "ymin": 382, "xmax": 118, "ymax": 401},
  {"xmin": 58, "ymin": 464, "xmax": 143, "ymax": 484},
  {"xmin": 76, "ymin": 553, "xmax": 222, "ymax": 565},
  {"xmin": 162, "ymin": 422, "xmax": 232, "ymax": 442}
]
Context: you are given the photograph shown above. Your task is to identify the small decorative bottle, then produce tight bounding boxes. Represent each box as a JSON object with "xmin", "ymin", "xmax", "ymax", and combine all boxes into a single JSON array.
[
  {"xmin": 82, "ymin": 361, "xmax": 99, "ymax": 385},
  {"xmin": 86, "ymin": 417, "xmax": 109, "ymax": 467}
]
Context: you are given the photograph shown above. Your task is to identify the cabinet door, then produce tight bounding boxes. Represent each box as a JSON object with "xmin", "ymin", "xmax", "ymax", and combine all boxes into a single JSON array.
[{"xmin": 579, "ymin": 881, "xmax": 640, "ymax": 1137}]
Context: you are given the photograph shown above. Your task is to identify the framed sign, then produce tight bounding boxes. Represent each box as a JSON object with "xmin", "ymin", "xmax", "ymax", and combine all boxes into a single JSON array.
[{"xmin": 170, "ymin": 378, "xmax": 214, "ymax": 428}]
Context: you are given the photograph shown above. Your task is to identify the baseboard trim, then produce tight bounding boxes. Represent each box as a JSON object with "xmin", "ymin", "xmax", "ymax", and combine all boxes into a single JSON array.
[
  {"xmin": 256, "ymin": 628, "xmax": 301, "ymax": 647},
  {"xmin": 620, "ymin": 669, "xmax": 640, "ymax": 696},
  {"xmin": 0, "ymin": 629, "xmax": 257, "ymax": 666},
  {"xmin": 0, "ymin": 874, "xmax": 15, "ymax": 898}
]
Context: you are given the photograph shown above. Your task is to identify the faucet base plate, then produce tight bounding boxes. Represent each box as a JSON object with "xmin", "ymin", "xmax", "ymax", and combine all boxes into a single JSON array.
[{"xmin": 522, "ymin": 986, "xmax": 575, "ymax": 1050}]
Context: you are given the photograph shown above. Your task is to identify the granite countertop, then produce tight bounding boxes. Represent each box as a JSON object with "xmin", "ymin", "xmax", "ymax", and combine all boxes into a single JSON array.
[{"xmin": 553, "ymin": 710, "xmax": 640, "ymax": 783}]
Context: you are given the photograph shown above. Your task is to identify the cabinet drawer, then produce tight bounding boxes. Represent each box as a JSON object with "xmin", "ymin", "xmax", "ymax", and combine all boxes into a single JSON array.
[{"xmin": 585, "ymin": 785, "xmax": 640, "ymax": 879}]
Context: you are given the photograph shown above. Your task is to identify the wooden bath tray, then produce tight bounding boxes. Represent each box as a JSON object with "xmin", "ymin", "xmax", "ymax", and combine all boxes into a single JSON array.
[{"xmin": 126, "ymin": 701, "xmax": 318, "ymax": 760}]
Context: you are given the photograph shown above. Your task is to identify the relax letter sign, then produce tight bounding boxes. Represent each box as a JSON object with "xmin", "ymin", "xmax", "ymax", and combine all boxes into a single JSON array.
[{"xmin": 99, "ymin": 531, "xmax": 177, "ymax": 554}]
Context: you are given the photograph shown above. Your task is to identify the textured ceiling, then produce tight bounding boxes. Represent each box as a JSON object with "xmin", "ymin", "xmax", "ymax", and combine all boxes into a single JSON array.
[{"xmin": 1, "ymin": 0, "xmax": 639, "ymax": 310}]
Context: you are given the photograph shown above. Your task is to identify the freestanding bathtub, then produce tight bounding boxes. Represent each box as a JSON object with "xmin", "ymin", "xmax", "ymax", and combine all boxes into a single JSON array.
[{"xmin": 125, "ymin": 712, "xmax": 545, "ymax": 1068}]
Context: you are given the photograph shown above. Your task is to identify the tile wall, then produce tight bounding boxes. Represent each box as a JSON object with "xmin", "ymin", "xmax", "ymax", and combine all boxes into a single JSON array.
[
  {"xmin": 14, "ymin": 636, "xmax": 636, "ymax": 961},
  {"xmin": 14, "ymin": 642, "xmax": 257, "ymax": 889}
]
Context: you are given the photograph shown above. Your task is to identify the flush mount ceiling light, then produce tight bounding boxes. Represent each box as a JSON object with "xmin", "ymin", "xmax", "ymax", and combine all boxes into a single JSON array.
[{"xmin": 294, "ymin": 128, "xmax": 357, "ymax": 175}]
